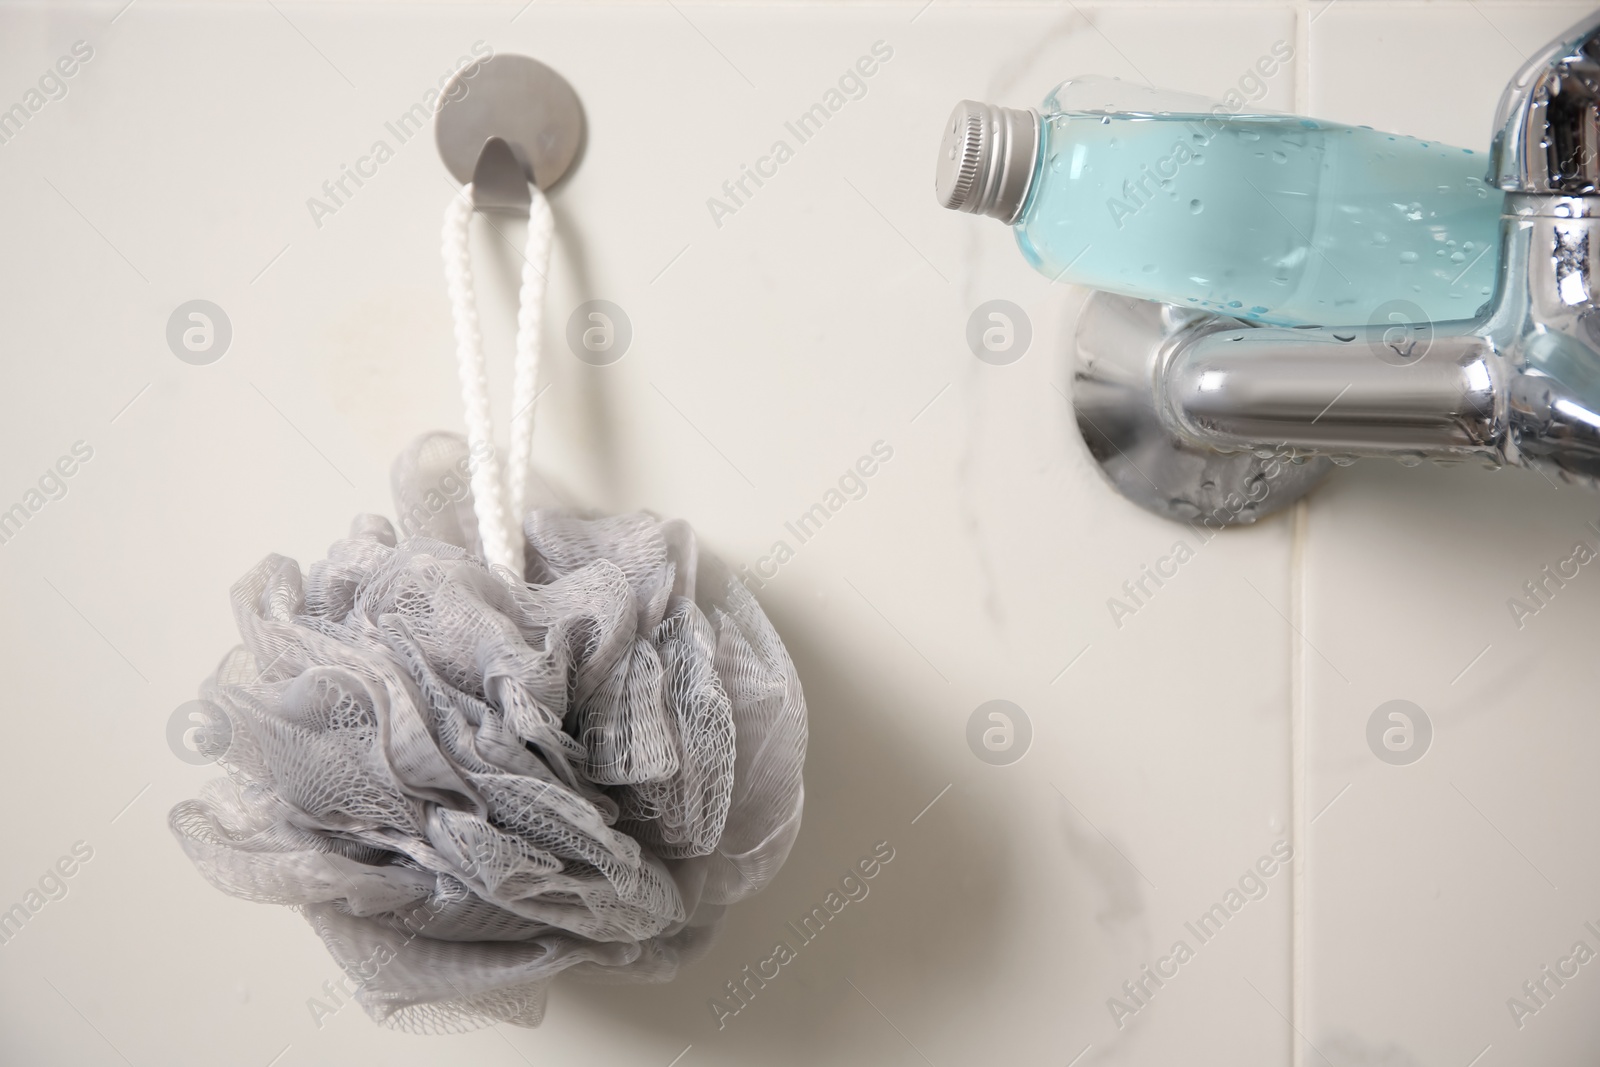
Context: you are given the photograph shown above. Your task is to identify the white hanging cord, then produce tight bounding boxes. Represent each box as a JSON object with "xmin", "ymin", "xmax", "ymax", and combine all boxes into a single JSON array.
[
  {"xmin": 507, "ymin": 189, "xmax": 554, "ymax": 533},
  {"xmin": 441, "ymin": 182, "xmax": 556, "ymax": 576}
]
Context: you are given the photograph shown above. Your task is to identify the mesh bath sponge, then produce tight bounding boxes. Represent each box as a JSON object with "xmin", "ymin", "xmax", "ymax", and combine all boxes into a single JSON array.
[{"xmin": 169, "ymin": 431, "xmax": 808, "ymax": 1032}]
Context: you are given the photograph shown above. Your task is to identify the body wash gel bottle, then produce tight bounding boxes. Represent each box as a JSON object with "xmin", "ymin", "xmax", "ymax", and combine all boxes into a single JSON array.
[{"xmin": 935, "ymin": 77, "xmax": 1501, "ymax": 328}]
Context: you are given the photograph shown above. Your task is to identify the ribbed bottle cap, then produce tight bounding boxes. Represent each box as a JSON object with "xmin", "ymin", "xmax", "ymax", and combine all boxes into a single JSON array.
[{"xmin": 934, "ymin": 101, "xmax": 1041, "ymax": 223}]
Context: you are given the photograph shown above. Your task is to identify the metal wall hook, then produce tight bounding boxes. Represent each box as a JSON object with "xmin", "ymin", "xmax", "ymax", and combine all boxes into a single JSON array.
[
  {"xmin": 435, "ymin": 54, "xmax": 585, "ymax": 215},
  {"xmin": 471, "ymin": 136, "xmax": 531, "ymax": 213}
]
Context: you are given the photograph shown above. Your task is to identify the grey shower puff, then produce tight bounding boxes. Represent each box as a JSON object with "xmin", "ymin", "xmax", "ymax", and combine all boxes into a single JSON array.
[{"xmin": 169, "ymin": 433, "xmax": 807, "ymax": 1032}]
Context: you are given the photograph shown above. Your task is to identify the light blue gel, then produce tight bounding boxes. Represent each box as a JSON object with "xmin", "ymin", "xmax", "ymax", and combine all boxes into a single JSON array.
[{"xmin": 1013, "ymin": 84, "xmax": 1501, "ymax": 327}]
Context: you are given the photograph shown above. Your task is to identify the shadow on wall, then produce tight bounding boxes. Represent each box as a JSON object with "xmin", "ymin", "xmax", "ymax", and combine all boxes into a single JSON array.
[
  {"xmin": 549, "ymin": 205, "xmax": 627, "ymax": 505},
  {"xmin": 559, "ymin": 594, "xmax": 1017, "ymax": 1060}
]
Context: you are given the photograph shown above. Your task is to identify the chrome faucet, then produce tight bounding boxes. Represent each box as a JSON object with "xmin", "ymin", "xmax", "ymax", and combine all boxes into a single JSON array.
[{"xmin": 1071, "ymin": 10, "xmax": 1600, "ymax": 526}]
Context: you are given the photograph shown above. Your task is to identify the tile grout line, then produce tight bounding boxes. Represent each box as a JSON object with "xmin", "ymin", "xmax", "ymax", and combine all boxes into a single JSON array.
[
  {"xmin": 1290, "ymin": 5, "xmax": 1312, "ymax": 1066},
  {"xmin": 1289, "ymin": 496, "xmax": 1310, "ymax": 1067}
]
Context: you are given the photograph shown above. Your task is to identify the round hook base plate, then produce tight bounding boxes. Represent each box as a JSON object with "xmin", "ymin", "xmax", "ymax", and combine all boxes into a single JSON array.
[
  {"xmin": 435, "ymin": 54, "xmax": 585, "ymax": 192},
  {"xmin": 1072, "ymin": 290, "xmax": 1332, "ymax": 527}
]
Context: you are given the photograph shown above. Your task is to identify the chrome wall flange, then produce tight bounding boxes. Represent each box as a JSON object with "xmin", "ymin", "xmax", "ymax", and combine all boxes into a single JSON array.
[{"xmin": 1071, "ymin": 290, "xmax": 1333, "ymax": 527}]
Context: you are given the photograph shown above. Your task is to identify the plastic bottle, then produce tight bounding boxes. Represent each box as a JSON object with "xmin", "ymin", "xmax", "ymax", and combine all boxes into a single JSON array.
[{"xmin": 935, "ymin": 77, "xmax": 1501, "ymax": 327}]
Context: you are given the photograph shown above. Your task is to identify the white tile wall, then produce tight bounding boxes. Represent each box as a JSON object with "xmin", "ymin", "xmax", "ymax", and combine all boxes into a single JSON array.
[
  {"xmin": 0, "ymin": 2, "xmax": 1591, "ymax": 1065},
  {"xmin": 1305, "ymin": 6, "xmax": 1600, "ymax": 1067}
]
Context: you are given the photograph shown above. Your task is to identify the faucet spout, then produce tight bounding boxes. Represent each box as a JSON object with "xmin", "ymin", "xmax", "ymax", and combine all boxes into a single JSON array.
[{"xmin": 1161, "ymin": 323, "xmax": 1500, "ymax": 460}]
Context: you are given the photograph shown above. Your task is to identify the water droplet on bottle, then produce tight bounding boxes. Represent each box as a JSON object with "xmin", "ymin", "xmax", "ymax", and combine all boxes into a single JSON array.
[
  {"xmin": 1100, "ymin": 115, "xmax": 1111, "ymax": 125},
  {"xmin": 1240, "ymin": 129, "xmax": 1261, "ymax": 141},
  {"xmin": 1399, "ymin": 251, "xmax": 1419, "ymax": 263},
  {"xmin": 1333, "ymin": 331, "xmax": 1356, "ymax": 342},
  {"xmin": 1228, "ymin": 300, "xmax": 1243, "ymax": 308},
  {"xmin": 1373, "ymin": 232, "xmax": 1390, "ymax": 245},
  {"xmin": 1331, "ymin": 456, "xmax": 1356, "ymax": 467},
  {"xmin": 1450, "ymin": 251, "xmax": 1466, "ymax": 263},
  {"xmin": 1189, "ymin": 199, "xmax": 1203, "ymax": 214},
  {"xmin": 1250, "ymin": 306, "xmax": 1268, "ymax": 315},
  {"xmin": 1272, "ymin": 151, "xmax": 1288, "ymax": 163}
]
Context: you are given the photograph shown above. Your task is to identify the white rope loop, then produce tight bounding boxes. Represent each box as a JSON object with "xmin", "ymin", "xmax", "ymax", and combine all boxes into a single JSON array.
[
  {"xmin": 508, "ymin": 189, "xmax": 554, "ymax": 532},
  {"xmin": 440, "ymin": 182, "xmax": 556, "ymax": 576}
]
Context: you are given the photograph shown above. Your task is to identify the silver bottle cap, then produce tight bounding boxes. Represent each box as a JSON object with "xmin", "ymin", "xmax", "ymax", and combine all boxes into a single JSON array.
[{"xmin": 934, "ymin": 101, "xmax": 1041, "ymax": 223}]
